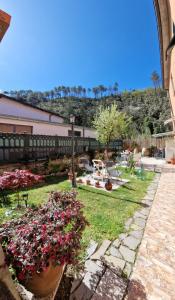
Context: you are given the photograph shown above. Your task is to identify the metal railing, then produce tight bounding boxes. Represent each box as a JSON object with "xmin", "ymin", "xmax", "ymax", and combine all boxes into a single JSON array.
[{"xmin": 0, "ymin": 133, "xmax": 123, "ymax": 164}]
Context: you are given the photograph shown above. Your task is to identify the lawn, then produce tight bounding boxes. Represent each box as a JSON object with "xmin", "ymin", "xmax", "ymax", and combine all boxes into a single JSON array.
[{"xmin": 0, "ymin": 169, "xmax": 154, "ymax": 251}]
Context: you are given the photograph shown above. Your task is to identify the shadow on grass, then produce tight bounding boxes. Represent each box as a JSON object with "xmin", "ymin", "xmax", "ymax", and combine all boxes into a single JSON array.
[
  {"xmin": 121, "ymin": 184, "xmax": 135, "ymax": 191},
  {"xmin": 78, "ymin": 186, "xmax": 149, "ymax": 207}
]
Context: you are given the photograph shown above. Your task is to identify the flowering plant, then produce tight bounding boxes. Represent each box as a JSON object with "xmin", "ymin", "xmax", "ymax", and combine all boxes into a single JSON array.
[
  {"xmin": 0, "ymin": 169, "xmax": 43, "ymax": 206},
  {"xmin": 0, "ymin": 169, "xmax": 43, "ymax": 191},
  {"xmin": 0, "ymin": 191, "xmax": 87, "ymax": 282}
]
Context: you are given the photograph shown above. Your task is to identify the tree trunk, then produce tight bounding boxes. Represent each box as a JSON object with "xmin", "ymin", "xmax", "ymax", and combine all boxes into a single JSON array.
[{"xmin": 104, "ymin": 147, "xmax": 109, "ymax": 160}]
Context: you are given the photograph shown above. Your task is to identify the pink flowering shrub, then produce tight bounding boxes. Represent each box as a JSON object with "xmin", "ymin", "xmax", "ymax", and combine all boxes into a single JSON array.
[
  {"xmin": 0, "ymin": 169, "xmax": 43, "ymax": 191},
  {"xmin": 0, "ymin": 191, "xmax": 87, "ymax": 282}
]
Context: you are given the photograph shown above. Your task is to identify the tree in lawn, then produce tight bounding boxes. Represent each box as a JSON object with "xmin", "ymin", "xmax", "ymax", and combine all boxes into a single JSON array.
[{"xmin": 93, "ymin": 103, "xmax": 130, "ymax": 159}]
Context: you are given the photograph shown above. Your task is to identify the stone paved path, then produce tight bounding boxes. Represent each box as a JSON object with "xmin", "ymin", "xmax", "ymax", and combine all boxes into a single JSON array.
[
  {"xmin": 70, "ymin": 174, "xmax": 160, "ymax": 300},
  {"xmin": 127, "ymin": 165, "xmax": 175, "ymax": 300}
]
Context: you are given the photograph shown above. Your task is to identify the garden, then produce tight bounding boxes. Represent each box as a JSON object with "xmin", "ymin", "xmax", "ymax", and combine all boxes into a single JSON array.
[
  {"xmin": 0, "ymin": 105, "xmax": 155, "ymax": 298},
  {"xmin": 0, "ymin": 168, "xmax": 154, "ymax": 247}
]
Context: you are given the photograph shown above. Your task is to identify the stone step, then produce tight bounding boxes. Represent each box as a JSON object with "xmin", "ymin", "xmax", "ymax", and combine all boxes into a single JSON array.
[
  {"xmin": 102, "ymin": 255, "xmax": 125, "ymax": 275},
  {"xmin": 91, "ymin": 240, "xmax": 111, "ymax": 260},
  {"xmin": 119, "ymin": 245, "xmax": 136, "ymax": 264}
]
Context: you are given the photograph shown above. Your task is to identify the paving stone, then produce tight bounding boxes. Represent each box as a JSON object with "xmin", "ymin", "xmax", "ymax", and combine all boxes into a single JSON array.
[
  {"xmin": 123, "ymin": 262, "xmax": 132, "ymax": 278},
  {"xmin": 91, "ymin": 269, "xmax": 127, "ymax": 300},
  {"xmin": 109, "ymin": 246, "xmax": 123, "ymax": 258},
  {"xmin": 102, "ymin": 255, "xmax": 125, "ymax": 275},
  {"xmin": 70, "ymin": 282, "xmax": 93, "ymax": 300},
  {"xmin": 91, "ymin": 240, "xmax": 111, "ymax": 260},
  {"xmin": 142, "ymin": 199, "xmax": 152, "ymax": 206},
  {"xmin": 83, "ymin": 272, "xmax": 100, "ymax": 291},
  {"xmin": 128, "ymin": 171, "xmax": 175, "ymax": 299},
  {"xmin": 112, "ymin": 238, "xmax": 121, "ymax": 248},
  {"xmin": 133, "ymin": 211, "xmax": 147, "ymax": 220},
  {"xmin": 125, "ymin": 218, "xmax": 133, "ymax": 230},
  {"xmin": 129, "ymin": 230, "xmax": 143, "ymax": 240},
  {"xmin": 119, "ymin": 245, "xmax": 136, "ymax": 264},
  {"xmin": 70, "ymin": 271, "xmax": 85, "ymax": 293},
  {"xmin": 139, "ymin": 208, "xmax": 150, "ymax": 216},
  {"xmin": 119, "ymin": 233, "xmax": 127, "ymax": 241},
  {"xmin": 130, "ymin": 223, "xmax": 143, "ymax": 231},
  {"xmin": 122, "ymin": 235, "xmax": 140, "ymax": 250},
  {"xmin": 85, "ymin": 260, "xmax": 104, "ymax": 276},
  {"xmin": 70, "ymin": 278, "xmax": 82, "ymax": 294},
  {"xmin": 86, "ymin": 240, "xmax": 98, "ymax": 259},
  {"xmin": 145, "ymin": 194, "xmax": 155, "ymax": 199},
  {"xmin": 134, "ymin": 217, "xmax": 146, "ymax": 229}
]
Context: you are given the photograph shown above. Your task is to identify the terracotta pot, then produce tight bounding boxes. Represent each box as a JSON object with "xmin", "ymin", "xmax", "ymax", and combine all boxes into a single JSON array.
[
  {"xmin": 95, "ymin": 182, "xmax": 101, "ymax": 188},
  {"xmin": 170, "ymin": 158, "xmax": 175, "ymax": 165},
  {"xmin": 77, "ymin": 178, "xmax": 83, "ymax": 183},
  {"xmin": 86, "ymin": 180, "xmax": 91, "ymax": 185},
  {"xmin": 23, "ymin": 263, "xmax": 65, "ymax": 297},
  {"xmin": 105, "ymin": 179, "xmax": 112, "ymax": 191}
]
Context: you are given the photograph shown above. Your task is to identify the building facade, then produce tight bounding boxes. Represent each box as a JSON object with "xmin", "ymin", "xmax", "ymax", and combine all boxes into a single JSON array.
[
  {"xmin": 154, "ymin": 0, "xmax": 175, "ymax": 160},
  {"xmin": 0, "ymin": 94, "xmax": 96, "ymax": 138},
  {"xmin": 154, "ymin": 0, "xmax": 175, "ymax": 128}
]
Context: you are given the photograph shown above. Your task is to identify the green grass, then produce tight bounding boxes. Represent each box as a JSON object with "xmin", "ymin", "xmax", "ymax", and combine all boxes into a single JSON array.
[{"xmin": 0, "ymin": 169, "xmax": 154, "ymax": 251}]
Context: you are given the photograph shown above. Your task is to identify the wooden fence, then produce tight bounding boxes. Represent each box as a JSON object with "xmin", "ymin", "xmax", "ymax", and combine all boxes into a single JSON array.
[{"xmin": 0, "ymin": 133, "xmax": 123, "ymax": 164}]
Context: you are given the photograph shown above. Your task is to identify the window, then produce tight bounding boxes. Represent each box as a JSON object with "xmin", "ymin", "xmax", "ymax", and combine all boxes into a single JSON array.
[
  {"xmin": 68, "ymin": 130, "xmax": 81, "ymax": 137},
  {"xmin": 0, "ymin": 123, "xmax": 33, "ymax": 134}
]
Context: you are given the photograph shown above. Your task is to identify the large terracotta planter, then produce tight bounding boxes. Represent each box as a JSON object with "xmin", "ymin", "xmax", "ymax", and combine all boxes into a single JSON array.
[{"xmin": 23, "ymin": 263, "xmax": 65, "ymax": 297}]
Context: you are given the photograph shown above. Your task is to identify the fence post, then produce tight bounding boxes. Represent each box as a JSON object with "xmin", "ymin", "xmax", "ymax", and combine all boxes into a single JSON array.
[
  {"xmin": 0, "ymin": 245, "xmax": 21, "ymax": 300},
  {"xmin": 23, "ymin": 134, "xmax": 30, "ymax": 162}
]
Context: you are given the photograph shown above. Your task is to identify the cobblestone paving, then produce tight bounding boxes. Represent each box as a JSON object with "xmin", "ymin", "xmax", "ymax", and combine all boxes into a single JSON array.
[
  {"xmin": 127, "ymin": 165, "xmax": 175, "ymax": 300},
  {"xmin": 70, "ymin": 174, "xmax": 160, "ymax": 300}
]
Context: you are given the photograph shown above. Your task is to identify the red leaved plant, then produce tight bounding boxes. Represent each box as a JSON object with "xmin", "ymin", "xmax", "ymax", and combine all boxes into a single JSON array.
[
  {"xmin": 0, "ymin": 169, "xmax": 43, "ymax": 191},
  {"xmin": 0, "ymin": 169, "xmax": 43, "ymax": 206},
  {"xmin": 0, "ymin": 191, "xmax": 87, "ymax": 283}
]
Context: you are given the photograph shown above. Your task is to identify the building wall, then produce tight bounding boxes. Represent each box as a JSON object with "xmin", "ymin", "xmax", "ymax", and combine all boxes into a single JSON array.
[
  {"xmin": 0, "ymin": 116, "xmax": 96, "ymax": 138},
  {"xmin": 168, "ymin": 0, "xmax": 175, "ymax": 122},
  {"xmin": 0, "ymin": 96, "xmax": 64, "ymax": 123}
]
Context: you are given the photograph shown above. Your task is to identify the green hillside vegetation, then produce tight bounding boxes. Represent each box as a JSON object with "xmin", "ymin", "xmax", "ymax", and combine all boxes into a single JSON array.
[{"xmin": 5, "ymin": 86, "xmax": 171, "ymax": 135}]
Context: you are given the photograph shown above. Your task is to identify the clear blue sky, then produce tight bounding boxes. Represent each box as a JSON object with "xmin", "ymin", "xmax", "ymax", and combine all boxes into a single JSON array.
[{"xmin": 0, "ymin": 0, "xmax": 160, "ymax": 92}]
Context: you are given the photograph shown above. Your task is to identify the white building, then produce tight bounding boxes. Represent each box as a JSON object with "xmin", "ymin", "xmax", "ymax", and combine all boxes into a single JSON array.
[{"xmin": 0, "ymin": 94, "xmax": 96, "ymax": 138}]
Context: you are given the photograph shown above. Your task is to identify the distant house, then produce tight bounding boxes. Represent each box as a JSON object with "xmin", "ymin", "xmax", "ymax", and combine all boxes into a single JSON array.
[{"xmin": 0, "ymin": 94, "xmax": 96, "ymax": 138}]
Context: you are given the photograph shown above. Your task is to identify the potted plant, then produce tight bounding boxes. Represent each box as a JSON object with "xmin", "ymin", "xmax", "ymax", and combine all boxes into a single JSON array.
[
  {"xmin": 170, "ymin": 154, "xmax": 175, "ymax": 165},
  {"xmin": 86, "ymin": 179, "xmax": 91, "ymax": 185},
  {"xmin": 105, "ymin": 179, "xmax": 113, "ymax": 191},
  {"xmin": 77, "ymin": 178, "xmax": 83, "ymax": 184},
  {"xmin": 95, "ymin": 181, "xmax": 101, "ymax": 188},
  {"xmin": 0, "ymin": 191, "xmax": 87, "ymax": 297}
]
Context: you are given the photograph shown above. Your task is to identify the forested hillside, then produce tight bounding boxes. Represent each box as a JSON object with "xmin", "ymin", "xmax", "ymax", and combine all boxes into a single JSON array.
[{"xmin": 5, "ymin": 86, "xmax": 171, "ymax": 135}]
